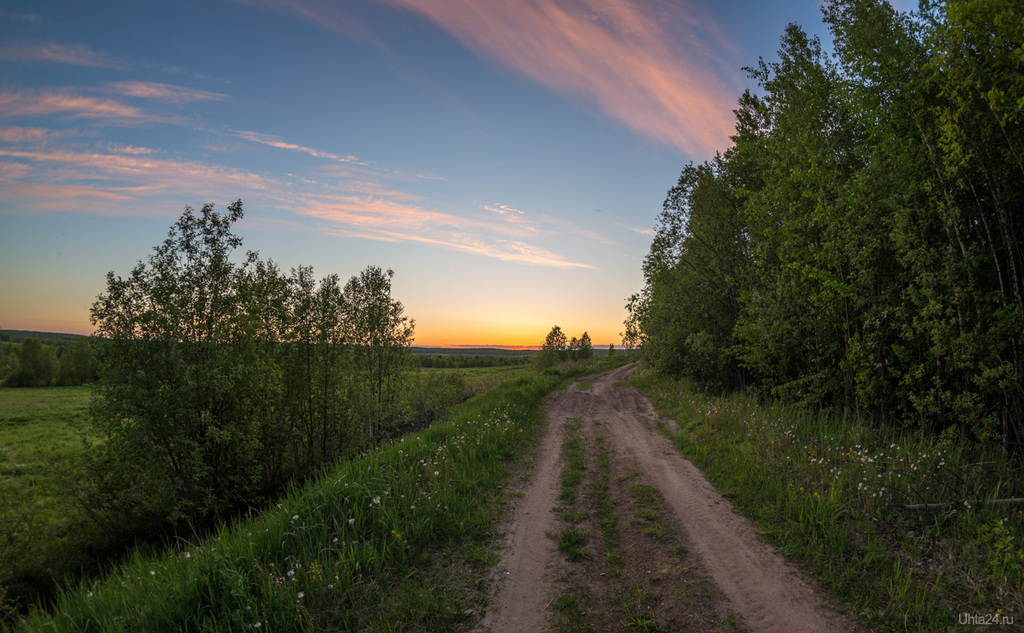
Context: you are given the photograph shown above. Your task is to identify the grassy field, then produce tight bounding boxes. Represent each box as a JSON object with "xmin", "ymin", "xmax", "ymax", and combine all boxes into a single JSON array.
[
  {"xmin": 0, "ymin": 386, "xmax": 101, "ymax": 618},
  {"xmin": 9, "ymin": 363, "xmax": 603, "ymax": 631},
  {"xmin": 423, "ymin": 365, "xmax": 534, "ymax": 394},
  {"xmin": 633, "ymin": 368, "xmax": 1024, "ymax": 631}
]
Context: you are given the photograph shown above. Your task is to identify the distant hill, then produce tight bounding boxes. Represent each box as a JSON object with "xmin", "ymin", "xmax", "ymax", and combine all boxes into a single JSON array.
[{"xmin": 0, "ymin": 330, "xmax": 90, "ymax": 347}]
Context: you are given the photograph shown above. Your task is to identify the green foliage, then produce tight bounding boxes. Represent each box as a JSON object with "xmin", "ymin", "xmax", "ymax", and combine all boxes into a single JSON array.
[
  {"xmin": 83, "ymin": 201, "xmax": 419, "ymax": 535},
  {"xmin": 536, "ymin": 326, "xmax": 596, "ymax": 367},
  {"xmin": 3, "ymin": 339, "xmax": 58, "ymax": 388},
  {"xmin": 630, "ymin": 0, "xmax": 1024, "ymax": 451}
]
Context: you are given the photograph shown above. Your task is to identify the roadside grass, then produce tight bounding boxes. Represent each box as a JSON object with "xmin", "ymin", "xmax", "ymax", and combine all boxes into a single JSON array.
[
  {"xmin": 11, "ymin": 364, "xmax": 601, "ymax": 632},
  {"xmin": 633, "ymin": 368, "xmax": 1024, "ymax": 631}
]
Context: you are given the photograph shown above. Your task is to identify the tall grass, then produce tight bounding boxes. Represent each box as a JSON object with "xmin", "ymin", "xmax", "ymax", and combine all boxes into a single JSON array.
[
  {"xmin": 13, "ymin": 366, "xmax": 596, "ymax": 632},
  {"xmin": 634, "ymin": 369, "xmax": 1024, "ymax": 631}
]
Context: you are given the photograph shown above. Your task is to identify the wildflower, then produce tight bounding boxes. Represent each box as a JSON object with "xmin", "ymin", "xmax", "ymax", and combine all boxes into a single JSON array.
[
  {"xmin": 297, "ymin": 592, "xmax": 304, "ymax": 600},
  {"xmin": 348, "ymin": 518, "xmax": 355, "ymax": 525},
  {"xmin": 292, "ymin": 515, "xmax": 299, "ymax": 521},
  {"xmin": 287, "ymin": 570, "xmax": 295, "ymax": 578},
  {"xmin": 150, "ymin": 570, "xmax": 156, "ymax": 576},
  {"xmin": 254, "ymin": 623, "xmax": 262, "ymax": 629},
  {"xmin": 372, "ymin": 496, "xmax": 381, "ymax": 505}
]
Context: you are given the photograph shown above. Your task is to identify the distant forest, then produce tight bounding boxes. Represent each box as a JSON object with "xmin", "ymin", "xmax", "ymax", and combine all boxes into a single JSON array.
[{"xmin": 626, "ymin": 0, "xmax": 1023, "ymax": 451}]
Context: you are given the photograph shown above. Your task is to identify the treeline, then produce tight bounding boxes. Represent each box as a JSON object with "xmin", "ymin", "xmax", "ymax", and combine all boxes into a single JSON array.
[
  {"xmin": 0, "ymin": 337, "xmax": 97, "ymax": 387},
  {"xmin": 80, "ymin": 201, "xmax": 462, "ymax": 535},
  {"xmin": 416, "ymin": 354, "xmax": 534, "ymax": 369},
  {"xmin": 535, "ymin": 325, "xmax": 595, "ymax": 367},
  {"xmin": 627, "ymin": 0, "xmax": 1023, "ymax": 451}
]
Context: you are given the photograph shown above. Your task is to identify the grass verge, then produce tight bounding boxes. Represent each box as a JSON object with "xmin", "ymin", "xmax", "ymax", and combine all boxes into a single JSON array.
[
  {"xmin": 633, "ymin": 367, "xmax": 1024, "ymax": 631},
  {"xmin": 11, "ymin": 365, "xmax": 597, "ymax": 632}
]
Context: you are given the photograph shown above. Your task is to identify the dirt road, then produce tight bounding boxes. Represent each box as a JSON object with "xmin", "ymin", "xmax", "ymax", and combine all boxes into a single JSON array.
[{"xmin": 478, "ymin": 363, "xmax": 859, "ymax": 632}]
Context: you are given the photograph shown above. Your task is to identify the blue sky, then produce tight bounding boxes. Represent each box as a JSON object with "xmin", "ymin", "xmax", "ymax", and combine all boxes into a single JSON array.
[{"xmin": 0, "ymin": 0, "xmax": 858, "ymax": 346}]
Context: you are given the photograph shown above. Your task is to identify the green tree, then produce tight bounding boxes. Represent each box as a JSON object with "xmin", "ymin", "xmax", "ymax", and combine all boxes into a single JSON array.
[
  {"xmin": 57, "ymin": 337, "xmax": 97, "ymax": 385},
  {"xmin": 577, "ymin": 331, "xmax": 594, "ymax": 360},
  {"xmin": 87, "ymin": 201, "xmax": 270, "ymax": 529},
  {"xmin": 536, "ymin": 325, "xmax": 568, "ymax": 368},
  {"xmin": 5, "ymin": 338, "xmax": 58, "ymax": 387},
  {"xmin": 343, "ymin": 266, "xmax": 415, "ymax": 440}
]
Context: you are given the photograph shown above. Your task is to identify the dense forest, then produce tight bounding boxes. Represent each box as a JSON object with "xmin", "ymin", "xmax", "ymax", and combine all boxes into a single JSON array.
[{"xmin": 626, "ymin": 0, "xmax": 1023, "ymax": 452}]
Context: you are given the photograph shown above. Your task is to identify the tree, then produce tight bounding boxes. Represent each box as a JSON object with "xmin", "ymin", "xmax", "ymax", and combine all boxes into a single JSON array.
[
  {"xmin": 343, "ymin": 266, "xmax": 415, "ymax": 440},
  {"xmin": 4, "ymin": 338, "xmax": 57, "ymax": 387},
  {"xmin": 87, "ymin": 200, "xmax": 267, "ymax": 529},
  {"xmin": 536, "ymin": 325, "xmax": 568, "ymax": 368},
  {"xmin": 577, "ymin": 331, "xmax": 594, "ymax": 360}
]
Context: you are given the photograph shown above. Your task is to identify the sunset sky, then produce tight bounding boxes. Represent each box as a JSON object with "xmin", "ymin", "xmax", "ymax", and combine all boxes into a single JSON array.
[{"xmin": 0, "ymin": 0, "xmax": 861, "ymax": 347}]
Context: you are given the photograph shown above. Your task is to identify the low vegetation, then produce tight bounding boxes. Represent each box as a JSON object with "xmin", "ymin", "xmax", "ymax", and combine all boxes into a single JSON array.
[
  {"xmin": 10, "ymin": 365, "xmax": 596, "ymax": 631},
  {"xmin": 634, "ymin": 369, "xmax": 1023, "ymax": 631}
]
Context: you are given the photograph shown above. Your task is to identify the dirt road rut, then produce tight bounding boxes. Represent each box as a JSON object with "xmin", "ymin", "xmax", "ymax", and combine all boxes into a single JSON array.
[{"xmin": 479, "ymin": 364, "xmax": 858, "ymax": 632}]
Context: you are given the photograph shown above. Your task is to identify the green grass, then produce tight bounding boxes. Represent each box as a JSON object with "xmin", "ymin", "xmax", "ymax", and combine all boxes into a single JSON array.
[
  {"xmin": 10, "ymin": 364, "xmax": 603, "ymax": 631},
  {"xmin": 556, "ymin": 419, "xmax": 590, "ymax": 561},
  {"xmin": 633, "ymin": 367, "xmax": 1024, "ymax": 632},
  {"xmin": 0, "ymin": 387, "xmax": 98, "ymax": 618},
  {"xmin": 423, "ymin": 365, "xmax": 533, "ymax": 393}
]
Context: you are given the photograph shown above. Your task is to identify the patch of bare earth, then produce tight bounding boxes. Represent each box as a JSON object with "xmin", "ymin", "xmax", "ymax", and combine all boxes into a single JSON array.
[{"xmin": 478, "ymin": 365, "xmax": 861, "ymax": 633}]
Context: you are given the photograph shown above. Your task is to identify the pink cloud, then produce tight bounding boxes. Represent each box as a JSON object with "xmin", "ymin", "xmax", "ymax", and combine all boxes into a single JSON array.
[
  {"xmin": 380, "ymin": 0, "xmax": 737, "ymax": 156},
  {"xmin": 0, "ymin": 42, "xmax": 125, "ymax": 68},
  {"xmin": 107, "ymin": 81, "xmax": 226, "ymax": 104},
  {"xmin": 0, "ymin": 88, "xmax": 168, "ymax": 124},
  {"xmin": 0, "ymin": 126, "xmax": 53, "ymax": 142},
  {"xmin": 294, "ymin": 193, "xmax": 592, "ymax": 268},
  {"xmin": 0, "ymin": 148, "xmax": 275, "ymax": 209},
  {"xmin": 239, "ymin": 0, "xmax": 740, "ymax": 155}
]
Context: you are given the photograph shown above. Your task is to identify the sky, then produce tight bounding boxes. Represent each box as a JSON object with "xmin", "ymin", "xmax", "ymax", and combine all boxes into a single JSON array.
[{"xmin": 0, "ymin": 0, "xmax": 857, "ymax": 348}]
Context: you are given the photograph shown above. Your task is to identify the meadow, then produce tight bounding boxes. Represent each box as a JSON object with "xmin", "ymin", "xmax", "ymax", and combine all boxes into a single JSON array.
[
  {"xmin": 633, "ymin": 369, "xmax": 1024, "ymax": 631},
  {"xmin": 0, "ymin": 386, "xmax": 103, "ymax": 618},
  {"xmin": 0, "ymin": 362, "xmax": 604, "ymax": 630}
]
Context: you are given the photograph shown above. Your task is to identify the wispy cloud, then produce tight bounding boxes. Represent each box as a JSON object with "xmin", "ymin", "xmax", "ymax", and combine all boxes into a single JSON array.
[
  {"xmin": 615, "ymin": 221, "xmax": 655, "ymax": 236},
  {"xmin": 234, "ymin": 129, "xmax": 366, "ymax": 164},
  {"xmin": 0, "ymin": 147, "xmax": 275, "ymax": 212},
  {"xmin": 0, "ymin": 42, "xmax": 125, "ymax": 68},
  {"xmin": 0, "ymin": 10, "xmax": 44, "ymax": 22},
  {"xmin": 378, "ymin": 0, "xmax": 737, "ymax": 156},
  {"xmin": 107, "ymin": 81, "xmax": 226, "ymax": 104},
  {"xmin": 483, "ymin": 201, "xmax": 615, "ymax": 245},
  {"xmin": 0, "ymin": 134, "xmax": 592, "ymax": 268},
  {"xmin": 0, "ymin": 88, "xmax": 168, "ymax": 124},
  {"xmin": 288, "ymin": 193, "xmax": 592, "ymax": 268},
  {"xmin": 233, "ymin": 0, "xmax": 382, "ymax": 46},
  {"xmin": 0, "ymin": 126, "xmax": 55, "ymax": 143}
]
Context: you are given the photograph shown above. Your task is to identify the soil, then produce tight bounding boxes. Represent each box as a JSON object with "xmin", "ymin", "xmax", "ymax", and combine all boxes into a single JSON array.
[{"xmin": 476, "ymin": 363, "xmax": 862, "ymax": 633}]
